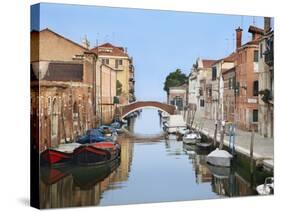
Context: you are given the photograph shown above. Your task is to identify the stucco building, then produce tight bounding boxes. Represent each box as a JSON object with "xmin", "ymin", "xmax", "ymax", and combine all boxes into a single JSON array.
[
  {"xmin": 91, "ymin": 43, "xmax": 135, "ymax": 104},
  {"xmin": 210, "ymin": 54, "xmax": 235, "ymax": 123},
  {"xmin": 222, "ymin": 66, "xmax": 236, "ymax": 122},
  {"xmin": 258, "ymin": 17, "xmax": 274, "ymax": 138},
  {"xmin": 168, "ymin": 84, "xmax": 188, "ymax": 111}
]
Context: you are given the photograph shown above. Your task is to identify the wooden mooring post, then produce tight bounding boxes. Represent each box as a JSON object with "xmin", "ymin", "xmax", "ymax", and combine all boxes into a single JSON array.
[
  {"xmin": 219, "ymin": 121, "xmax": 225, "ymax": 150},
  {"xmin": 250, "ymin": 125, "xmax": 255, "ymax": 174},
  {"xmin": 213, "ymin": 121, "xmax": 218, "ymax": 147}
]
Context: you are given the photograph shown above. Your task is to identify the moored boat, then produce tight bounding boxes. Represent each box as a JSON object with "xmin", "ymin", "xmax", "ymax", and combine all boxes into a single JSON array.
[
  {"xmin": 40, "ymin": 143, "xmax": 81, "ymax": 166},
  {"xmin": 163, "ymin": 115, "xmax": 186, "ymax": 134},
  {"xmin": 182, "ymin": 132, "xmax": 201, "ymax": 144},
  {"xmin": 206, "ymin": 148, "xmax": 233, "ymax": 167},
  {"xmin": 98, "ymin": 125, "xmax": 118, "ymax": 141},
  {"xmin": 76, "ymin": 128, "xmax": 108, "ymax": 144},
  {"xmin": 196, "ymin": 141, "xmax": 212, "ymax": 149},
  {"xmin": 256, "ymin": 177, "xmax": 274, "ymax": 195},
  {"xmin": 73, "ymin": 142, "xmax": 120, "ymax": 166}
]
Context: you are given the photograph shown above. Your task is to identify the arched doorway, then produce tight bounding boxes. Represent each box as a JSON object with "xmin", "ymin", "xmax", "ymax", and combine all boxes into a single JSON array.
[{"xmin": 51, "ymin": 98, "xmax": 59, "ymax": 146}]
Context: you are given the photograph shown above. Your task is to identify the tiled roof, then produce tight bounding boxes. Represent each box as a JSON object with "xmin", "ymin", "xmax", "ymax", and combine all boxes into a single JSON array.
[
  {"xmin": 202, "ymin": 59, "xmax": 216, "ymax": 68},
  {"xmin": 223, "ymin": 53, "xmax": 237, "ymax": 62},
  {"xmin": 31, "ymin": 62, "xmax": 83, "ymax": 82},
  {"xmin": 32, "ymin": 28, "xmax": 88, "ymax": 51},
  {"xmin": 90, "ymin": 42, "xmax": 129, "ymax": 57}
]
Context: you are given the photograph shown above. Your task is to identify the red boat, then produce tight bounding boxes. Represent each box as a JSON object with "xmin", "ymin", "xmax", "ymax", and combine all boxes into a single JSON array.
[
  {"xmin": 40, "ymin": 149, "xmax": 72, "ymax": 166},
  {"xmin": 74, "ymin": 142, "xmax": 121, "ymax": 166},
  {"xmin": 40, "ymin": 143, "xmax": 81, "ymax": 166}
]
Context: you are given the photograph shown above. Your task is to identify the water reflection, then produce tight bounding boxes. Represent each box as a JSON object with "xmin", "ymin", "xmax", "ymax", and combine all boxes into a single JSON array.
[{"xmin": 39, "ymin": 109, "xmax": 271, "ymax": 208}]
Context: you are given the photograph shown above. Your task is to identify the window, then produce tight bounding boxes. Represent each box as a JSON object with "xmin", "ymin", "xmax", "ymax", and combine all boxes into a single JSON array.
[
  {"xmin": 260, "ymin": 43, "xmax": 263, "ymax": 58},
  {"xmin": 208, "ymin": 88, "xmax": 212, "ymax": 97},
  {"xmin": 175, "ymin": 96, "xmax": 183, "ymax": 110},
  {"xmin": 199, "ymin": 88, "xmax": 203, "ymax": 96},
  {"xmin": 253, "ymin": 109, "xmax": 258, "ymax": 122},
  {"xmin": 236, "ymin": 82, "xmax": 240, "ymax": 96},
  {"xmin": 229, "ymin": 78, "xmax": 233, "ymax": 89},
  {"xmin": 212, "ymin": 67, "xmax": 217, "ymax": 81},
  {"xmin": 253, "ymin": 80, "xmax": 259, "ymax": 96},
  {"xmin": 115, "ymin": 59, "xmax": 122, "ymax": 68},
  {"xmin": 232, "ymin": 77, "xmax": 236, "ymax": 90},
  {"xmin": 200, "ymin": 99, "xmax": 205, "ymax": 107},
  {"xmin": 254, "ymin": 50, "xmax": 259, "ymax": 62}
]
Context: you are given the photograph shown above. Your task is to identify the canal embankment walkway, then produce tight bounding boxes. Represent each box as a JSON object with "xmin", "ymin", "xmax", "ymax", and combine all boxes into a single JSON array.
[{"xmin": 189, "ymin": 118, "xmax": 274, "ymax": 171}]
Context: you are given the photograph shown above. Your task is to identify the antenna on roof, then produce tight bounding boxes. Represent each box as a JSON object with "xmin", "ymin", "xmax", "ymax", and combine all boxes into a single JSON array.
[
  {"xmin": 112, "ymin": 32, "xmax": 115, "ymax": 44},
  {"xmin": 225, "ymin": 38, "xmax": 230, "ymax": 55},
  {"xmin": 104, "ymin": 34, "xmax": 109, "ymax": 43},
  {"xmin": 240, "ymin": 16, "xmax": 244, "ymax": 29},
  {"xmin": 253, "ymin": 16, "xmax": 256, "ymax": 26},
  {"xmin": 82, "ymin": 35, "xmax": 90, "ymax": 49},
  {"xmin": 232, "ymin": 33, "xmax": 235, "ymax": 52}
]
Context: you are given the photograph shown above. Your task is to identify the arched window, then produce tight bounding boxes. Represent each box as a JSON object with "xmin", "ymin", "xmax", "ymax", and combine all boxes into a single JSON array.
[{"xmin": 51, "ymin": 98, "xmax": 59, "ymax": 137}]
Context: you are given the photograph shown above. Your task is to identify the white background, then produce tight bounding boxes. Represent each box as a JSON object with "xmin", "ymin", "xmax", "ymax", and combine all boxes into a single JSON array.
[{"xmin": 0, "ymin": 0, "xmax": 279, "ymax": 211}]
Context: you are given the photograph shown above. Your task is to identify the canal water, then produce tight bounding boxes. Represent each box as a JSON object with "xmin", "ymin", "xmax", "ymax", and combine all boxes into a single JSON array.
[{"xmin": 39, "ymin": 109, "xmax": 271, "ymax": 208}]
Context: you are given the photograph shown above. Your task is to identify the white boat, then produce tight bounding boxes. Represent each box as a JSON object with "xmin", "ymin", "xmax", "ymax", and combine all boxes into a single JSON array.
[
  {"xmin": 256, "ymin": 177, "xmax": 274, "ymax": 195},
  {"xmin": 196, "ymin": 142, "xmax": 212, "ymax": 148},
  {"xmin": 182, "ymin": 132, "xmax": 201, "ymax": 144},
  {"xmin": 207, "ymin": 164, "xmax": 231, "ymax": 179},
  {"xmin": 178, "ymin": 128, "xmax": 189, "ymax": 135},
  {"xmin": 206, "ymin": 148, "xmax": 233, "ymax": 167},
  {"xmin": 163, "ymin": 115, "xmax": 186, "ymax": 134}
]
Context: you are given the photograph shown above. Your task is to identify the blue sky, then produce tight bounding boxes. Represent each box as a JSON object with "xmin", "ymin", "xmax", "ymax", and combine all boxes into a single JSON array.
[{"xmin": 31, "ymin": 3, "xmax": 264, "ymax": 102}]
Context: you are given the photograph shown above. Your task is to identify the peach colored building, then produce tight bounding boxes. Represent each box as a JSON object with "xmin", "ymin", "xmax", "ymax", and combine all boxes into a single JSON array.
[{"xmin": 91, "ymin": 43, "xmax": 135, "ymax": 104}]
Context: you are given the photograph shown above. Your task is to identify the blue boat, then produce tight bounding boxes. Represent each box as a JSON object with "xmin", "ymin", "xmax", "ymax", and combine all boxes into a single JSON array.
[
  {"xmin": 76, "ymin": 129, "xmax": 108, "ymax": 144},
  {"xmin": 98, "ymin": 125, "xmax": 118, "ymax": 142}
]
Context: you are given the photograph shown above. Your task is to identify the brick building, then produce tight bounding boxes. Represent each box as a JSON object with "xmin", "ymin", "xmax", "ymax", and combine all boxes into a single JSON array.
[
  {"xmin": 31, "ymin": 28, "xmax": 97, "ymax": 152},
  {"xmin": 234, "ymin": 26, "xmax": 264, "ymax": 131}
]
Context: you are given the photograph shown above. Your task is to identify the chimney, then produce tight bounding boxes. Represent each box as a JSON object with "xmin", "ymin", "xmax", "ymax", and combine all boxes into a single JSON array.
[
  {"xmin": 264, "ymin": 17, "xmax": 271, "ymax": 33},
  {"xmin": 235, "ymin": 27, "xmax": 243, "ymax": 49}
]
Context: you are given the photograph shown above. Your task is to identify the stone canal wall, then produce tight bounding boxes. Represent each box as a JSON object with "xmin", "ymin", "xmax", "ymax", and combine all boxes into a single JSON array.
[{"xmin": 187, "ymin": 117, "xmax": 274, "ymax": 171}]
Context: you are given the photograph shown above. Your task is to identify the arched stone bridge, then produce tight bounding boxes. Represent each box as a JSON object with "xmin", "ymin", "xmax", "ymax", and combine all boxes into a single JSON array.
[{"xmin": 117, "ymin": 101, "xmax": 176, "ymax": 119}]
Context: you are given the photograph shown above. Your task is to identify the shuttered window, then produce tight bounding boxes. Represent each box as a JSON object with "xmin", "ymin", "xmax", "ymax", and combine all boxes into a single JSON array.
[
  {"xmin": 254, "ymin": 50, "xmax": 259, "ymax": 62},
  {"xmin": 253, "ymin": 109, "xmax": 258, "ymax": 122},
  {"xmin": 253, "ymin": 80, "xmax": 259, "ymax": 96}
]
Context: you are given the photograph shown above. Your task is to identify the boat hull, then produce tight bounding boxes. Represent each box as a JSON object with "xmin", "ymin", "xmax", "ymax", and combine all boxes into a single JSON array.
[
  {"xmin": 164, "ymin": 126, "xmax": 187, "ymax": 134},
  {"xmin": 73, "ymin": 143, "xmax": 120, "ymax": 166},
  {"xmin": 40, "ymin": 149, "xmax": 73, "ymax": 166},
  {"xmin": 206, "ymin": 149, "xmax": 233, "ymax": 167},
  {"xmin": 183, "ymin": 138, "xmax": 200, "ymax": 144}
]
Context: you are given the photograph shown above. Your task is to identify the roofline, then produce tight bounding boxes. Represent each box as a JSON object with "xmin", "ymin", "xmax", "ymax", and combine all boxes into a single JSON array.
[{"xmin": 32, "ymin": 28, "xmax": 89, "ymax": 51}]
